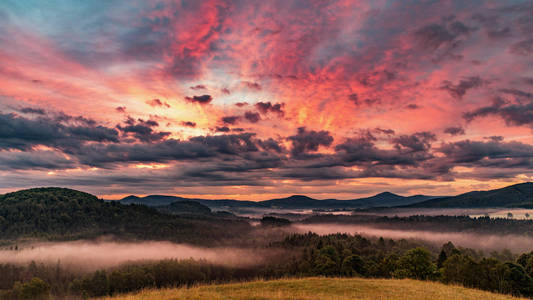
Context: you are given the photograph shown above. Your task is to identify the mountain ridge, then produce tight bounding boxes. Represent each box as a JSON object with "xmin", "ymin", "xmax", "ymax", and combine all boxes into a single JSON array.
[
  {"xmin": 407, "ymin": 182, "xmax": 533, "ymax": 208},
  {"xmin": 119, "ymin": 182, "xmax": 533, "ymax": 209},
  {"xmin": 120, "ymin": 191, "xmax": 437, "ymax": 209}
]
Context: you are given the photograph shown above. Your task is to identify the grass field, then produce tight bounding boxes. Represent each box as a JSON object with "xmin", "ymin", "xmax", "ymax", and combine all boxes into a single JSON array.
[{"xmin": 100, "ymin": 277, "xmax": 525, "ymax": 300}]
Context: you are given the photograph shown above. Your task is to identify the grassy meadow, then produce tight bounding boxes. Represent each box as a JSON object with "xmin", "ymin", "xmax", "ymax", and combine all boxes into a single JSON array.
[{"xmin": 99, "ymin": 277, "xmax": 525, "ymax": 300}]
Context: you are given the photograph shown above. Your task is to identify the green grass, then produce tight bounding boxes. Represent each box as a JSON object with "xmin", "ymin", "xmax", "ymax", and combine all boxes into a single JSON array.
[{"xmin": 100, "ymin": 277, "xmax": 526, "ymax": 300}]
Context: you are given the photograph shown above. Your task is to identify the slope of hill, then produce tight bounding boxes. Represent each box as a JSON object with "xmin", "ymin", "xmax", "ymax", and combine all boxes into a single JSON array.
[
  {"xmin": 100, "ymin": 277, "xmax": 522, "ymax": 300},
  {"xmin": 410, "ymin": 182, "xmax": 533, "ymax": 208},
  {"xmin": 155, "ymin": 200, "xmax": 212, "ymax": 215},
  {"xmin": 0, "ymin": 187, "xmax": 250, "ymax": 243}
]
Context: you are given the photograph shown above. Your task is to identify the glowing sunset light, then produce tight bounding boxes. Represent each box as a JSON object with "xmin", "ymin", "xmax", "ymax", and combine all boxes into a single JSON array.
[{"xmin": 0, "ymin": 0, "xmax": 532, "ymax": 199}]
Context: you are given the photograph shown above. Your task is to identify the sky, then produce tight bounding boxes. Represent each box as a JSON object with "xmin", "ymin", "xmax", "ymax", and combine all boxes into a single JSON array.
[{"xmin": 0, "ymin": 0, "xmax": 532, "ymax": 200}]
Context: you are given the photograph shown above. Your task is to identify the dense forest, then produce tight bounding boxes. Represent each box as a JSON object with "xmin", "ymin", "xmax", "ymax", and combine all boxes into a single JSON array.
[
  {"xmin": 0, "ymin": 188, "xmax": 251, "ymax": 246},
  {"xmin": 1, "ymin": 233, "xmax": 533, "ymax": 299}
]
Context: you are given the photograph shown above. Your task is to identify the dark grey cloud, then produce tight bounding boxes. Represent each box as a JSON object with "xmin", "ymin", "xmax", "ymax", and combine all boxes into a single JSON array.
[
  {"xmin": 189, "ymin": 133, "xmax": 259, "ymax": 155},
  {"xmin": 185, "ymin": 94, "xmax": 213, "ymax": 105},
  {"xmin": 115, "ymin": 106, "xmax": 126, "ymax": 113},
  {"xmin": 221, "ymin": 115, "xmax": 241, "ymax": 125},
  {"xmin": 71, "ymin": 139, "xmax": 212, "ymax": 167},
  {"xmin": 181, "ymin": 121, "xmax": 196, "ymax": 128},
  {"xmin": 444, "ymin": 126, "xmax": 465, "ymax": 136},
  {"xmin": 393, "ymin": 131, "xmax": 436, "ymax": 152},
  {"xmin": 440, "ymin": 76, "xmax": 483, "ymax": 99},
  {"xmin": 406, "ymin": 104, "xmax": 420, "ymax": 110},
  {"xmin": 255, "ymin": 101, "xmax": 285, "ymax": 116},
  {"xmin": 499, "ymin": 88, "xmax": 533, "ymax": 99},
  {"xmin": 0, "ymin": 150, "xmax": 76, "ymax": 170},
  {"xmin": 335, "ymin": 131, "xmax": 434, "ymax": 167},
  {"xmin": 0, "ymin": 112, "xmax": 119, "ymax": 151},
  {"xmin": 244, "ymin": 111, "xmax": 261, "ymax": 123},
  {"xmin": 215, "ymin": 126, "xmax": 230, "ymax": 132},
  {"xmin": 117, "ymin": 118, "xmax": 170, "ymax": 143},
  {"xmin": 438, "ymin": 139, "xmax": 533, "ymax": 165},
  {"xmin": 288, "ymin": 127, "xmax": 333, "ymax": 156},
  {"xmin": 257, "ymin": 138, "xmax": 285, "ymax": 153},
  {"xmin": 463, "ymin": 97, "xmax": 533, "ymax": 128},
  {"xmin": 68, "ymin": 133, "xmax": 264, "ymax": 168},
  {"xmin": 19, "ymin": 107, "xmax": 45, "ymax": 115}
]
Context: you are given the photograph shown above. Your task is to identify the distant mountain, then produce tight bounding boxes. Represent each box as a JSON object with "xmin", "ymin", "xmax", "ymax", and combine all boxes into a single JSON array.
[
  {"xmin": 409, "ymin": 182, "xmax": 533, "ymax": 208},
  {"xmin": 120, "ymin": 192, "xmax": 436, "ymax": 210},
  {"xmin": 121, "ymin": 195, "xmax": 264, "ymax": 208},
  {"xmin": 156, "ymin": 201, "xmax": 212, "ymax": 215},
  {"xmin": 121, "ymin": 195, "xmax": 193, "ymax": 206},
  {"xmin": 345, "ymin": 192, "xmax": 437, "ymax": 208},
  {"xmin": 261, "ymin": 195, "xmax": 330, "ymax": 208}
]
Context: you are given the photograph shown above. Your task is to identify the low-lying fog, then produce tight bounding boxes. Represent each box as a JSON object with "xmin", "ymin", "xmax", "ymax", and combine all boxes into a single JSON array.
[
  {"xmin": 0, "ymin": 241, "xmax": 270, "ymax": 271},
  {"xmin": 220, "ymin": 207, "xmax": 533, "ymax": 220},
  {"xmin": 3, "ymin": 219, "xmax": 533, "ymax": 271},
  {"xmin": 291, "ymin": 224, "xmax": 533, "ymax": 253},
  {"xmin": 353, "ymin": 208, "xmax": 533, "ymax": 220}
]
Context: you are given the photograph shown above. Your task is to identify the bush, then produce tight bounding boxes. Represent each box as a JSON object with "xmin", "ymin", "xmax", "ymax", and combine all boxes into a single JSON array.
[
  {"xmin": 395, "ymin": 248, "xmax": 436, "ymax": 280},
  {"xmin": 12, "ymin": 277, "xmax": 50, "ymax": 299}
]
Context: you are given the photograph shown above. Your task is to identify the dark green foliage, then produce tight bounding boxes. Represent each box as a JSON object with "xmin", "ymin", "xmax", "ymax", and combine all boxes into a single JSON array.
[
  {"xmin": 437, "ymin": 249, "xmax": 447, "ymax": 268},
  {"xmin": 394, "ymin": 248, "xmax": 436, "ymax": 280},
  {"xmin": 501, "ymin": 262, "xmax": 533, "ymax": 297},
  {"xmin": 11, "ymin": 277, "xmax": 50, "ymax": 299},
  {"xmin": 341, "ymin": 255, "xmax": 366, "ymax": 276},
  {"xmin": 68, "ymin": 259, "xmax": 260, "ymax": 297},
  {"xmin": 0, "ymin": 188, "xmax": 251, "ymax": 245}
]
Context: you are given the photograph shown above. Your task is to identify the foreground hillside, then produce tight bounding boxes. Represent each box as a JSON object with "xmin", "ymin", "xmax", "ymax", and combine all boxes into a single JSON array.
[{"xmin": 101, "ymin": 277, "xmax": 523, "ymax": 300}]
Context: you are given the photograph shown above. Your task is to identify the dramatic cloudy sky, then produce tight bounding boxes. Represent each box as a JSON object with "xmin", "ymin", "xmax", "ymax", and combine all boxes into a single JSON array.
[{"xmin": 1, "ymin": 0, "xmax": 532, "ymax": 199}]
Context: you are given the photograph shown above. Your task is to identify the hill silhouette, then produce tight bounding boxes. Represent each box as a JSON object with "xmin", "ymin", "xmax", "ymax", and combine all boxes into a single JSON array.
[{"xmin": 409, "ymin": 182, "xmax": 533, "ymax": 208}]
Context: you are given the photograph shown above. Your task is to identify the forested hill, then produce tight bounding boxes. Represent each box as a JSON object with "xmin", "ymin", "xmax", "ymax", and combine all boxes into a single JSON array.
[
  {"xmin": 408, "ymin": 182, "xmax": 533, "ymax": 208},
  {"xmin": 0, "ymin": 187, "xmax": 250, "ymax": 244}
]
